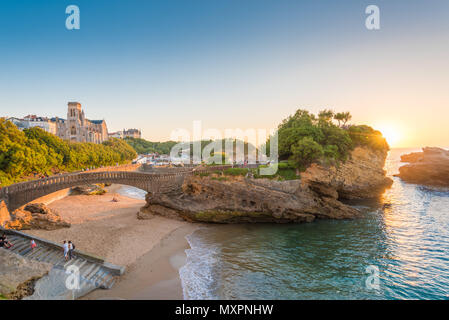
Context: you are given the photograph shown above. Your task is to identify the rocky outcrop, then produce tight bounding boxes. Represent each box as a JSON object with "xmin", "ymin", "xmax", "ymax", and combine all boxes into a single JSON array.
[
  {"xmin": 71, "ymin": 184, "xmax": 106, "ymax": 195},
  {"xmin": 0, "ymin": 249, "xmax": 52, "ymax": 299},
  {"xmin": 301, "ymin": 147, "xmax": 393, "ymax": 199},
  {"xmin": 140, "ymin": 175, "xmax": 360, "ymax": 223},
  {"xmin": 0, "ymin": 201, "xmax": 11, "ymax": 227},
  {"xmin": 396, "ymin": 147, "xmax": 449, "ymax": 187},
  {"xmin": 139, "ymin": 146, "xmax": 391, "ymax": 224},
  {"xmin": 4, "ymin": 203, "xmax": 70, "ymax": 231}
]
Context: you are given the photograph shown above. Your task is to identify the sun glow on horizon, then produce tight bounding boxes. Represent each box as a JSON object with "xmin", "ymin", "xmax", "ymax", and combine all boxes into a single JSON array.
[{"xmin": 374, "ymin": 123, "xmax": 403, "ymax": 148}]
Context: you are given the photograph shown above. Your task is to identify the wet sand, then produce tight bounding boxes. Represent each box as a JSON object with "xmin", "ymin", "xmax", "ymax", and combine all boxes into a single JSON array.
[{"xmin": 24, "ymin": 185, "xmax": 198, "ymax": 299}]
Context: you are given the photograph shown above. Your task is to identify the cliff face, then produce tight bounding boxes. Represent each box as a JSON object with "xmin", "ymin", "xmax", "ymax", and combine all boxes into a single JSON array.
[
  {"xmin": 396, "ymin": 147, "xmax": 449, "ymax": 187},
  {"xmin": 0, "ymin": 201, "xmax": 11, "ymax": 227},
  {"xmin": 139, "ymin": 146, "xmax": 391, "ymax": 224},
  {"xmin": 301, "ymin": 147, "xmax": 393, "ymax": 199}
]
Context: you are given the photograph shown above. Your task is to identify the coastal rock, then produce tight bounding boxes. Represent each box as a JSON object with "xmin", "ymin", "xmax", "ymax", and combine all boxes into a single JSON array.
[
  {"xmin": 0, "ymin": 201, "xmax": 11, "ymax": 227},
  {"xmin": 0, "ymin": 248, "xmax": 52, "ymax": 299},
  {"xmin": 4, "ymin": 203, "xmax": 70, "ymax": 231},
  {"xmin": 301, "ymin": 147, "xmax": 393, "ymax": 199},
  {"xmin": 71, "ymin": 184, "xmax": 106, "ymax": 195},
  {"xmin": 141, "ymin": 175, "xmax": 360, "ymax": 224},
  {"xmin": 139, "ymin": 146, "xmax": 390, "ymax": 223},
  {"xmin": 396, "ymin": 147, "xmax": 449, "ymax": 187}
]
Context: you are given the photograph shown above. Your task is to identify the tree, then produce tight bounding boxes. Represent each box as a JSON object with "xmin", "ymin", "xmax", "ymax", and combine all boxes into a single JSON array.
[
  {"xmin": 334, "ymin": 112, "xmax": 352, "ymax": 127},
  {"xmin": 318, "ymin": 109, "xmax": 334, "ymax": 123},
  {"xmin": 290, "ymin": 137, "xmax": 324, "ymax": 168}
]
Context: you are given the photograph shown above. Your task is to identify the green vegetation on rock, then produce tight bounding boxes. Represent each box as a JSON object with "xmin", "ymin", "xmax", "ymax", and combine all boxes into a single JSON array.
[
  {"xmin": 0, "ymin": 118, "xmax": 137, "ymax": 186},
  {"xmin": 273, "ymin": 109, "xmax": 388, "ymax": 170}
]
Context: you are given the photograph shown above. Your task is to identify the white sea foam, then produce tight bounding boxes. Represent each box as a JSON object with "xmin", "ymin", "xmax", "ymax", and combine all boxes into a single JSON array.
[{"xmin": 179, "ymin": 230, "xmax": 221, "ymax": 300}]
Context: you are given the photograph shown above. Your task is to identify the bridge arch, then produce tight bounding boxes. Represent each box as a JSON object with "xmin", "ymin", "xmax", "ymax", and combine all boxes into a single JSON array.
[{"xmin": 0, "ymin": 171, "xmax": 189, "ymax": 212}]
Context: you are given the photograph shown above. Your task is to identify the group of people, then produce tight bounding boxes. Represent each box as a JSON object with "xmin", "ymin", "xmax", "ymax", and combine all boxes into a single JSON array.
[
  {"xmin": 0, "ymin": 233, "xmax": 13, "ymax": 249},
  {"xmin": 63, "ymin": 240, "xmax": 76, "ymax": 261},
  {"xmin": 1, "ymin": 233, "xmax": 76, "ymax": 262}
]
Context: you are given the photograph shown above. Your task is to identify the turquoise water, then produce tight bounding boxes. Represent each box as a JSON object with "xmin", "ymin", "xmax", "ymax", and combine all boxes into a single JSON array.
[{"xmin": 179, "ymin": 148, "xmax": 449, "ymax": 299}]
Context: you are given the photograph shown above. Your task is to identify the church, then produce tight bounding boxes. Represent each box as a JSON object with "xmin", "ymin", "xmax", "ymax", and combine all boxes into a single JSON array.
[{"xmin": 52, "ymin": 102, "xmax": 108, "ymax": 143}]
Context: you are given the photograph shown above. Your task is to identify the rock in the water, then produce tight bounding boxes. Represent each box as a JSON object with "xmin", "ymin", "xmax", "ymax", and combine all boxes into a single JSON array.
[
  {"xmin": 4, "ymin": 203, "xmax": 70, "ymax": 231},
  {"xmin": 0, "ymin": 248, "xmax": 52, "ymax": 299},
  {"xmin": 396, "ymin": 147, "xmax": 449, "ymax": 187},
  {"xmin": 71, "ymin": 184, "xmax": 106, "ymax": 195},
  {"xmin": 139, "ymin": 146, "xmax": 391, "ymax": 224}
]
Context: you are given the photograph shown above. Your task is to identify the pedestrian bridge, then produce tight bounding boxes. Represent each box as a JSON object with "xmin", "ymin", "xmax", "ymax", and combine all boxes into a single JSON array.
[{"xmin": 0, "ymin": 165, "xmax": 232, "ymax": 212}]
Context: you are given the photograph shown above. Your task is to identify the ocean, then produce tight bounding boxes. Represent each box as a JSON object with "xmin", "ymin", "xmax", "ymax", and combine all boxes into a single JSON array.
[
  {"xmin": 119, "ymin": 148, "xmax": 449, "ymax": 299},
  {"xmin": 180, "ymin": 148, "xmax": 449, "ymax": 299}
]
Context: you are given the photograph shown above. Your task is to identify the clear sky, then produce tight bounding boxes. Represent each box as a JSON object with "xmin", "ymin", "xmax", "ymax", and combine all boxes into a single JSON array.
[{"xmin": 0, "ymin": 0, "xmax": 448, "ymax": 147}]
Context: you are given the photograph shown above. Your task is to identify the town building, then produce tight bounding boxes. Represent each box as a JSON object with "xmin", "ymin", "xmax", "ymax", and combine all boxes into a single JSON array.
[
  {"xmin": 7, "ymin": 115, "xmax": 57, "ymax": 134},
  {"xmin": 7, "ymin": 102, "xmax": 109, "ymax": 144},
  {"xmin": 108, "ymin": 131, "xmax": 124, "ymax": 139},
  {"xmin": 123, "ymin": 128, "xmax": 141, "ymax": 139},
  {"xmin": 54, "ymin": 102, "xmax": 108, "ymax": 143}
]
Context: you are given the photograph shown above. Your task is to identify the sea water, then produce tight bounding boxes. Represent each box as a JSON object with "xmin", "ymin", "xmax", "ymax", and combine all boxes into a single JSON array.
[{"xmin": 179, "ymin": 148, "xmax": 449, "ymax": 299}]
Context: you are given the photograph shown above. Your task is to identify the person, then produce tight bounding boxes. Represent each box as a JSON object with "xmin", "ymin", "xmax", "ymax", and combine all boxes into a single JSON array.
[
  {"xmin": 63, "ymin": 240, "xmax": 69, "ymax": 261},
  {"xmin": 68, "ymin": 241, "xmax": 75, "ymax": 260},
  {"xmin": 0, "ymin": 233, "xmax": 12, "ymax": 249},
  {"xmin": 30, "ymin": 239, "xmax": 37, "ymax": 251}
]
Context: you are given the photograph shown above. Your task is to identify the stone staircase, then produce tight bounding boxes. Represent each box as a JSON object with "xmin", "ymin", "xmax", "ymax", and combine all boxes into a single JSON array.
[{"xmin": 1, "ymin": 228, "xmax": 124, "ymax": 299}]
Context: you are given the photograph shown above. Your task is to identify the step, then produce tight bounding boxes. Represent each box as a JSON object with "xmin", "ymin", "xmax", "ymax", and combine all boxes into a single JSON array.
[
  {"xmin": 90, "ymin": 270, "xmax": 107, "ymax": 285},
  {"xmin": 85, "ymin": 265, "xmax": 102, "ymax": 280},
  {"xmin": 36, "ymin": 250, "xmax": 54, "ymax": 262},
  {"xmin": 34, "ymin": 248, "xmax": 52, "ymax": 260},
  {"xmin": 20, "ymin": 247, "xmax": 33, "ymax": 256},
  {"xmin": 10, "ymin": 241, "xmax": 29, "ymax": 253},
  {"xmin": 24, "ymin": 247, "xmax": 44, "ymax": 259},
  {"xmin": 47, "ymin": 252, "xmax": 63, "ymax": 264},
  {"xmin": 79, "ymin": 263, "xmax": 97, "ymax": 278},
  {"xmin": 97, "ymin": 272, "xmax": 113, "ymax": 288},
  {"xmin": 102, "ymin": 275, "xmax": 116, "ymax": 289}
]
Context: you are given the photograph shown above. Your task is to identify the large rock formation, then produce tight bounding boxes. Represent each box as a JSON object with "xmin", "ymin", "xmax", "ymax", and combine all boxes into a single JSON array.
[
  {"xmin": 4, "ymin": 203, "xmax": 70, "ymax": 231},
  {"xmin": 0, "ymin": 249, "xmax": 52, "ymax": 299},
  {"xmin": 396, "ymin": 147, "xmax": 449, "ymax": 187},
  {"xmin": 301, "ymin": 147, "xmax": 393, "ymax": 199},
  {"xmin": 139, "ymin": 147, "xmax": 391, "ymax": 223},
  {"xmin": 0, "ymin": 201, "xmax": 11, "ymax": 227}
]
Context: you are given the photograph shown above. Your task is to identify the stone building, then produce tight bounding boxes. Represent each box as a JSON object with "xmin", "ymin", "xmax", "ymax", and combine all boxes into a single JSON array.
[
  {"xmin": 123, "ymin": 128, "xmax": 141, "ymax": 139},
  {"xmin": 53, "ymin": 102, "xmax": 108, "ymax": 143},
  {"xmin": 7, "ymin": 115, "xmax": 57, "ymax": 134}
]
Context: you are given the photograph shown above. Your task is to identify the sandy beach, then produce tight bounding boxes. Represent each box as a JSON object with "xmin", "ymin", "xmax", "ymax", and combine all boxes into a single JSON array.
[{"xmin": 24, "ymin": 185, "xmax": 199, "ymax": 300}]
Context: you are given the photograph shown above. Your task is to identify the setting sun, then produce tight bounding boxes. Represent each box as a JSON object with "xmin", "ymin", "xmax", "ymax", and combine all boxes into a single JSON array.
[{"xmin": 375, "ymin": 124, "xmax": 402, "ymax": 147}]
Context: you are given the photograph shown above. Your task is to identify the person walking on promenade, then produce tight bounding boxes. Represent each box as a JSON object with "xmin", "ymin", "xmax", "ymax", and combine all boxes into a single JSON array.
[
  {"xmin": 63, "ymin": 240, "xmax": 69, "ymax": 261},
  {"xmin": 30, "ymin": 239, "xmax": 37, "ymax": 251},
  {"xmin": 68, "ymin": 241, "xmax": 75, "ymax": 260}
]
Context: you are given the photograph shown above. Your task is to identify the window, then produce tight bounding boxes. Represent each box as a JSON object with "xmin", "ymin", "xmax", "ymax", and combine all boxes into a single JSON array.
[{"xmin": 71, "ymin": 126, "xmax": 76, "ymax": 135}]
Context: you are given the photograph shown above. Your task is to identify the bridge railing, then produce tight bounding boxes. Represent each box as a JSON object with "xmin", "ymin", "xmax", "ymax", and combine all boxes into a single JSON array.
[{"xmin": 0, "ymin": 164, "xmax": 260, "ymax": 203}]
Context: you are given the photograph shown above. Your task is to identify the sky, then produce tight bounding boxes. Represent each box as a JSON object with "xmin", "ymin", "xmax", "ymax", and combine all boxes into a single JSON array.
[{"xmin": 0, "ymin": 0, "xmax": 448, "ymax": 148}]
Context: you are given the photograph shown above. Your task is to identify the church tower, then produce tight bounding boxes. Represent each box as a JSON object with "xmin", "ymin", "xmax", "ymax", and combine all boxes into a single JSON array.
[{"xmin": 67, "ymin": 102, "xmax": 83, "ymax": 141}]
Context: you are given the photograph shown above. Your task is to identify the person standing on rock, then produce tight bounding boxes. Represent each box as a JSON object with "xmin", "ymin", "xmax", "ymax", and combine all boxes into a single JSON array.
[{"xmin": 63, "ymin": 240, "xmax": 69, "ymax": 261}]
